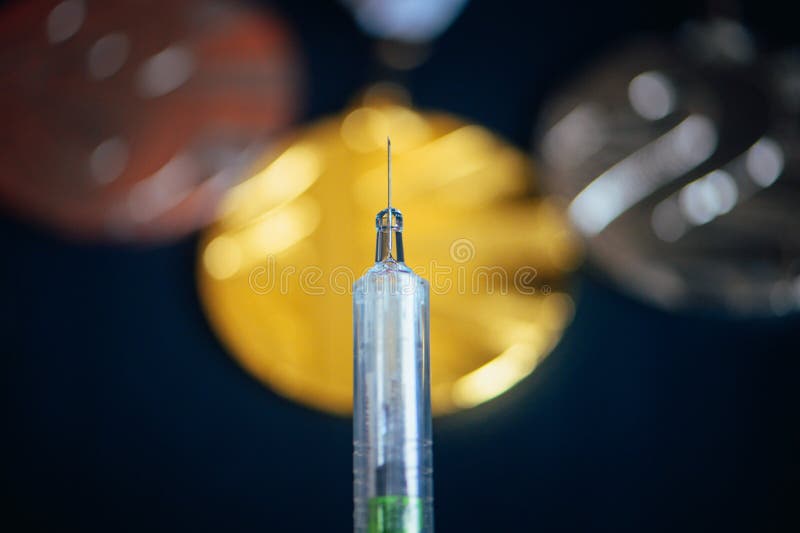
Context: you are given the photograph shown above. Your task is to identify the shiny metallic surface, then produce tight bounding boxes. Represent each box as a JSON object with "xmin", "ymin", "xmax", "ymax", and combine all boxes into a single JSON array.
[
  {"xmin": 535, "ymin": 21, "xmax": 800, "ymax": 316},
  {"xmin": 198, "ymin": 89, "xmax": 581, "ymax": 416}
]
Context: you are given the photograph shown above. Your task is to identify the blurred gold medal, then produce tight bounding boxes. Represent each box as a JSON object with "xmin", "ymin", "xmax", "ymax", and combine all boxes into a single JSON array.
[{"xmin": 198, "ymin": 87, "xmax": 581, "ymax": 415}]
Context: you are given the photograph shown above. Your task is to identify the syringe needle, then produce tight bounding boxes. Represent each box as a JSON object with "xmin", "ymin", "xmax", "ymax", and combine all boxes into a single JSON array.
[
  {"xmin": 387, "ymin": 136, "xmax": 393, "ymax": 257},
  {"xmin": 387, "ymin": 136, "xmax": 392, "ymax": 212}
]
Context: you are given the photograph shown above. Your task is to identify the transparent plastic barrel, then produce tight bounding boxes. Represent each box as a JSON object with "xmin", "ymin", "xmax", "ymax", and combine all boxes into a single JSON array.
[{"xmin": 353, "ymin": 260, "xmax": 433, "ymax": 533}]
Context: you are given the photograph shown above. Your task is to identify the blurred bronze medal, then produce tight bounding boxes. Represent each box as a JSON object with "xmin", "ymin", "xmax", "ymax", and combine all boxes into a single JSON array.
[{"xmin": 0, "ymin": 0, "xmax": 303, "ymax": 241}]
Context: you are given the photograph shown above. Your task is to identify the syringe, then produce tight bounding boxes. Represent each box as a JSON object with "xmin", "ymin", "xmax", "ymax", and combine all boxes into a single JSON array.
[{"xmin": 353, "ymin": 139, "xmax": 433, "ymax": 533}]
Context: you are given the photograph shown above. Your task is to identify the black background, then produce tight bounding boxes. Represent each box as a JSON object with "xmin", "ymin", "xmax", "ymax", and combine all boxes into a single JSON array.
[{"xmin": 2, "ymin": 1, "xmax": 798, "ymax": 531}]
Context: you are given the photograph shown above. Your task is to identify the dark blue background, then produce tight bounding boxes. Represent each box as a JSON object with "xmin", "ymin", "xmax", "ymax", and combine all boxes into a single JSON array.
[{"xmin": 2, "ymin": 1, "xmax": 798, "ymax": 531}]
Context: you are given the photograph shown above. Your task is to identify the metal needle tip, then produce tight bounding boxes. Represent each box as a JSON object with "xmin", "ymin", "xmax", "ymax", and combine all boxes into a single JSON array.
[{"xmin": 387, "ymin": 136, "xmax": 392, "ymax": 255}]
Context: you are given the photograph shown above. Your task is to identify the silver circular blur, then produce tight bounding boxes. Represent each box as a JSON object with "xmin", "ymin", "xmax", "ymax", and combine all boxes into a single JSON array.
[
  {"xmin": 534, "ymin": 19, "xmax": 800, "ymax": 316},
  {"xmin": 340, "ymin": 0, "xmax": 469, "ymax": 43}
]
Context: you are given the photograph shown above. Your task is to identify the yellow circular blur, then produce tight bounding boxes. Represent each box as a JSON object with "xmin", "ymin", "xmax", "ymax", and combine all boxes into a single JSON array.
[{"xmin": 197, "ymin": 90, "xmax": 582, "ymax": 416}]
